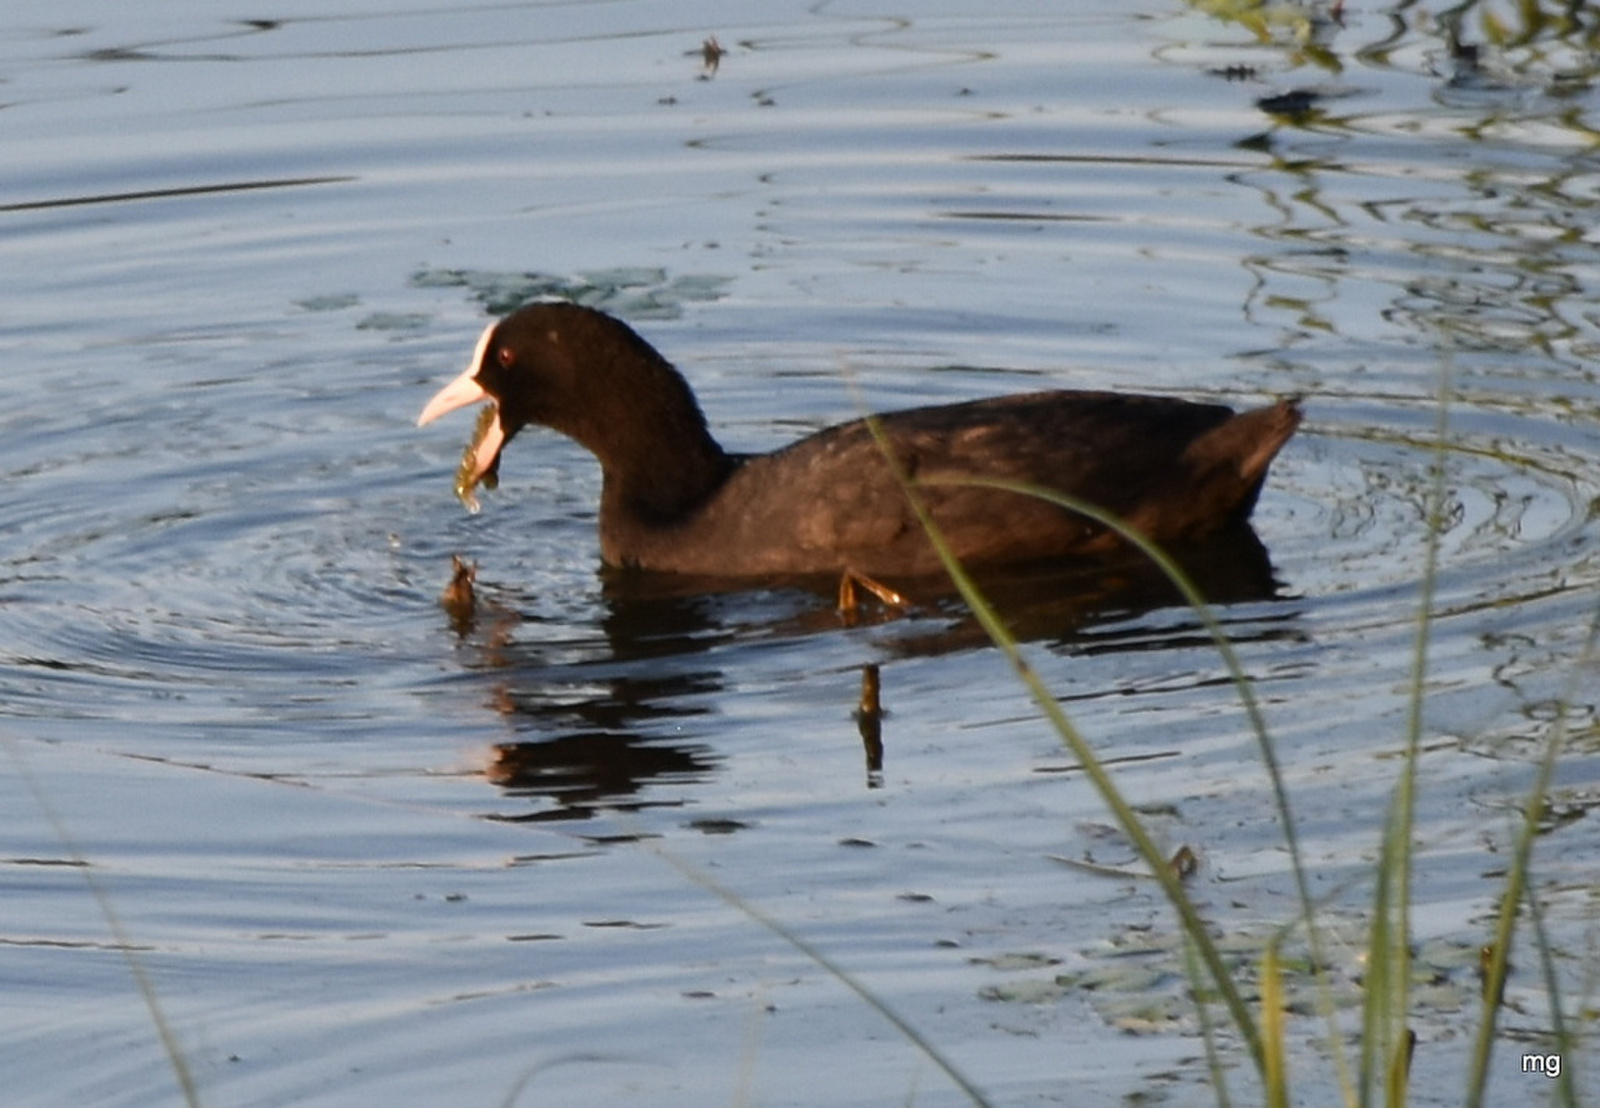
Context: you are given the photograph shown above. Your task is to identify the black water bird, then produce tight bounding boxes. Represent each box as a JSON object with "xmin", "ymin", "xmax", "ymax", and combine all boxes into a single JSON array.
[{"xmin": 418, "ymin": 303, "xmax": 1301, "ymax": 580}]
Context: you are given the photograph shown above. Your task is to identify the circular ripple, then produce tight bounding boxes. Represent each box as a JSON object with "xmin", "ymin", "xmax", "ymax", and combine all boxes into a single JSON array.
[{"xmin": 1263, "ymin": 393, "xmax": 1600, "ymax": 623}]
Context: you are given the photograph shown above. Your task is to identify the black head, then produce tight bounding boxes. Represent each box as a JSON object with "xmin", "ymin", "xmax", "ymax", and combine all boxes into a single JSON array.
[
  {"xmin": 471, "ymin": 302, "xmax": 684, "ymax": 446},
  {"xmin": 418, "ymin": 302, "xmax": 729, "ymax": 512}
]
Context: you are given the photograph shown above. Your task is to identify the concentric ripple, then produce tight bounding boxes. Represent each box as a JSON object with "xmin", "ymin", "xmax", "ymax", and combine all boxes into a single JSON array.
[{"xmin": 5, "ymin": 4, "xmax": 1600, "ymax": 1107}]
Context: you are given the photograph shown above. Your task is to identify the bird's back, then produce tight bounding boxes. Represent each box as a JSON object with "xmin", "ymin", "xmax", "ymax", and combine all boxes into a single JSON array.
[{"xmin": 601, "ymin": 390, "xmax": 1300, "ymax": 578}]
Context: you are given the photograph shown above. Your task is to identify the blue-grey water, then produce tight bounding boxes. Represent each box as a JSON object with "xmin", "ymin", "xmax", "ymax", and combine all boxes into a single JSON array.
[{"xmin": 3, "ymin": 3, "xmax": 1597, "ymax": 1105}]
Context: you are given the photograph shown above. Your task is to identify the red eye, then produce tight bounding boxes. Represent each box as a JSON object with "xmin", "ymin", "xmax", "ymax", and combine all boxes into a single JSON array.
[{"xmin": 497, "ymin": 346, "xmax": 514, "ymax": 368}]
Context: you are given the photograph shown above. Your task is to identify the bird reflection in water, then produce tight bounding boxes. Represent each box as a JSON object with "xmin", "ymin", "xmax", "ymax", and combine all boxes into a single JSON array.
[
  {"xmin": 440, "ymin": 518, "xmax": 1300, "ymax": 817},
  {"xmin": 855, "ymin": 663, "xmax": 886, "ymax": 788}
]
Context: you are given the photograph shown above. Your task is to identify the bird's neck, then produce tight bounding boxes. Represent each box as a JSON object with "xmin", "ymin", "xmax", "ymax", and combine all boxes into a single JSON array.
[{"xmin": 575, "ymin": 357, "xmax": 736, "ymax": 523}]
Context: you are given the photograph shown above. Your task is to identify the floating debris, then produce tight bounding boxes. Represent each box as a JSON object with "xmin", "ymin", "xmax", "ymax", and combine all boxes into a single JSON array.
[
  {"xmin": 440, "ymin": 555, "xmax": 477, "ymax": 635},
  {"xmin": 1256, "ymin": 88, "xmax": 1322, "ymax": 117},
  {"xmin": 700, "ymin": 35, "xmax": 726, "ymax": 76},
  {"xmin": 1255, "ymin": 84, "xmax": 1363, "ymax": 120},
  {"xmin": 411, "ymin": 266, "xmax": 730, "ymax": 320},
  {"xmin": 294, "ymin": 293, "xmax": 360, "ymax": 312},
  {"xmin": 354, "ymin": 311, "xmax": 430, "ymax": 331},
  {"xmin": 686, "ymin": 817, "xmax": 749, "ymax": 835},
  {"xmin": 1208, "ymin": 64, "xmax": 1259, "ymax": 81}
]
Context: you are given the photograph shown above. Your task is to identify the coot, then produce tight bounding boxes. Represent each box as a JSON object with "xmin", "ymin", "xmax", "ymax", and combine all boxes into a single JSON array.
[{"xmin": 418, "ymin": 303, "xmax": 1301, "ymax": 578}]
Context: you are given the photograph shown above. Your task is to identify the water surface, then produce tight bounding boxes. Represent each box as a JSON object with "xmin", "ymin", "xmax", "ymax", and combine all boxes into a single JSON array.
[{"xmin": 3, "ymin": 2, "xmax": 1598, "ymax": 1105}]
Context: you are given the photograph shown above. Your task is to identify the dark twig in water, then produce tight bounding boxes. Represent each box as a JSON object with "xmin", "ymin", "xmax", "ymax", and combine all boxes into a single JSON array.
[
  {"xmin": 440, "ymin": 555, "xmax": 477, "ymax": 635},
  {"xmin": 700, "ymin": 36, "xmax": 725, "ymax": 76},
  {"xmin": 854, "ymin": 664, "xmax": 885, "ymax": 785}
]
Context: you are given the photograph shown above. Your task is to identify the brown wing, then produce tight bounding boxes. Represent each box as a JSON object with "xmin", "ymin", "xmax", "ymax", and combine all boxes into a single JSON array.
[
  {"xmin": 622, "ymin": 390, "xmax": 1296, "ymax": 577},
  {"xmin": 706, "ymin": 392, "xmax": 1241, "ymax": 574}
]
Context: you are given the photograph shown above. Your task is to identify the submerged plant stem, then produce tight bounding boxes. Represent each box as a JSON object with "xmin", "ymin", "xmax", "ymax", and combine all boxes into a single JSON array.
[{"xmin": 1463, "ymin": 601, "xmax": 1599, "ymax": 1108}]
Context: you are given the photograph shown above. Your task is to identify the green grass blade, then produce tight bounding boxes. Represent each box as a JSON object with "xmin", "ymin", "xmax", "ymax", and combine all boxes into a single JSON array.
[
  {"xmin": 1522, "ymin": 878, "xmax": 1579, "ymax": 1108},
  {"xmin": 5, "ymin": 741, "xmax": 203, "ymax": 1108},
  {"xmin": 868, "ymin": 439, "xmax": 1267, "ymax": 1071},
  {"xmin": 647, "ymin": 838, "xmax": 997, "ymax": 1108},
  {"xmin": 1463, "ymin": 601, "xmax": 1599, "ymax": 1108},
  {"xmin": 1184, "ymin": 933, "xmax": 1235, "ymax": 1108},
  {"xmin": 915, "ymin": 470, "xmax": 1357, "ymax": 1081},
  {"xmin": 1263, "ymin": 942, "xmax": 1289, "ymax": 1108},
  {"xmin": 1361, "ymin": 360, "xmax": 1454, "ymax": 1106}
]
